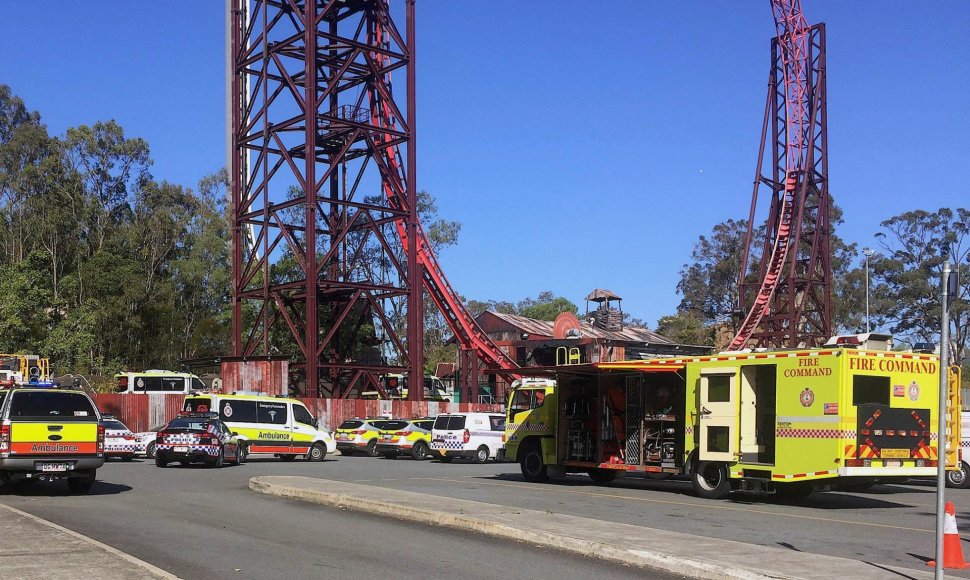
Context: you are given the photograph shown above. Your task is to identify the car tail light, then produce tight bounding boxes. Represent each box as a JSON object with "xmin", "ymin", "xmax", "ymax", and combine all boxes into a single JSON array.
[
  {"xmin": 394, "ymin": 431, "xmax": 408, "ymax": 436},
  {"xmin": 97, "ymin": 424, "xmax": 105, "ymax": 454},
  {"xmin": 1, "ymin": 423, "xmax": 10, "ymax": 457},
  {"xmin": 845, "ymin": 459, "xmax": 871, "ymax": 467},
  {"xmin": 200, "ymin": 436, "xmax": 214, "ymax": 444},
  {"xmin": 353, "ymin": 430, "xmax": 366, "ymax": 435},
  {"xmin": 502, "ymin": 432, "xmax": 507, "ymax": 443},
  {"xmin": 463, "ymin": 429, "xmax": 470, "ymax": 444}
]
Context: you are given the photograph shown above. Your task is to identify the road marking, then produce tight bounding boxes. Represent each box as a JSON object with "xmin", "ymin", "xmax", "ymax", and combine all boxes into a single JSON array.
[
  {"xmin": 412, "ymin": 477, "xmax": 937, "ymax": 535},
  {"xmin": 0, "ymin": 502, "xmax": 180, "ymax": 579}
]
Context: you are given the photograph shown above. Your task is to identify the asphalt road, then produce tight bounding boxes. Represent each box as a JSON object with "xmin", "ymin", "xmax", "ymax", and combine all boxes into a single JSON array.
[
  {"xmin": 0, "ymin": 455, "xmax": 681, "ymax": 580},
  {"xmin": 323, "ymin": 455, "xmax": 970, "ymax": 578}
]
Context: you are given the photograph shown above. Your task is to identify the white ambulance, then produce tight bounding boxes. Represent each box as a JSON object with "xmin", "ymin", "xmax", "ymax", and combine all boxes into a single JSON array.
[{"xmin": 430, "ymin": 412, "xmax": 506, "ymax": 463}]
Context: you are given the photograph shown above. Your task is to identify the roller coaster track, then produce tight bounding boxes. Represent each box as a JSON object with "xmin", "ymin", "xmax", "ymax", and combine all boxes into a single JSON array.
[
  {"xmin": 728, "ymin": 0, "xmax": 811, "ymax": 351},
  {"xmin": 369, "ymin": 23, "xmax": 519, "ymax": 376}
]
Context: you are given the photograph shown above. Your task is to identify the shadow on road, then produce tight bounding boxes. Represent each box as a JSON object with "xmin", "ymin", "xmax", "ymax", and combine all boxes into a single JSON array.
[
  {"xmin": 484, "ymin": 473, "xmax": 915, "ymax": 509},
  {"xmin": 0, "ymin": 480, "xmax": 132, "ymax": 497}
]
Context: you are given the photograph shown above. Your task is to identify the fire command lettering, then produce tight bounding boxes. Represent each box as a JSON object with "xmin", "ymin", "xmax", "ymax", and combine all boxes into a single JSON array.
[
  {"xmin": 849, "ymin": 357, "xmax": 937, "ymax": 374},
  {"xmin": 783, "ymin": 358, "xmax": 832, "ymax": 377}
]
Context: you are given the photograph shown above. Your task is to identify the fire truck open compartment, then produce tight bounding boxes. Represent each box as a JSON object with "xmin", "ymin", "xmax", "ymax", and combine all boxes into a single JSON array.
[{"xmin": 556, "ymin": 369, "xmax": 687, "ymax": 472}]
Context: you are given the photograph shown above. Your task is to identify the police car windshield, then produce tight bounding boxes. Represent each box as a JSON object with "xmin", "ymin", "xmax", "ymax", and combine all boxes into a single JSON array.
[
  {"xmin": 339, "ymin": 420, "xmax": 363, "ymax": 430},
  {"xmin": 381, "ymin": 420, "xmax": 409, "ymax": 431},
  {"xmin": 9, "ymin": 391, "xmax": 96, "ymax": 421},
  {"xmin": 103, "ymin": 420, "xmax": 127, "ymax": 431},
  {"xmin": 166, "ymin": 418, "xmax": 212, "ymax": 431}
]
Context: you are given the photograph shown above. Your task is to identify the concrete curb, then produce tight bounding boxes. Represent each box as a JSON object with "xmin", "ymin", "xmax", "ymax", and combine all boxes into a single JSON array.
[
  {"xmin": 251, "ymin": 476, "xmax": 931, "ymax": 580},
  {"xmin": 0, "ymin": 502, "xmax": 180, "ymax": 580},
  {"xmin": 250, "ymin": 476, "xmax": 751, "ymax": 580}
]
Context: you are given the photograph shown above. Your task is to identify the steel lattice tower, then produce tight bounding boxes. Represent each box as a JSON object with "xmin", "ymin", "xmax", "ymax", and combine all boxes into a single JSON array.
[
  {"xmin": 228, "ymin": 0, "xmax": 423, "ymax": 398},
  {"xmin": 735, "ymin": 21, "xmax": 831, "ymax": 349}
]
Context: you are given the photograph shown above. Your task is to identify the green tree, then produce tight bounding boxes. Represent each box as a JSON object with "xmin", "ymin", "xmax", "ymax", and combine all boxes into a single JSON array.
[{"xmin": 870, "ymin": 207, "xmax": 969, "ymax": 367}]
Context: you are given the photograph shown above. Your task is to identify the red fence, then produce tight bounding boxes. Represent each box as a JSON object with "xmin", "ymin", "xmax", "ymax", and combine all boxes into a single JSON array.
[{"xmin": 92, "ymin": 394, "xmax": 503, "ymax": 433}]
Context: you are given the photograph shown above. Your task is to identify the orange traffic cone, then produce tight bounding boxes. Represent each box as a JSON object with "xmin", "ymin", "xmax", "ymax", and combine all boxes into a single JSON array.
[{"xmin": 928, "ymin": 502, "xmax": 970, "ymax": 569}]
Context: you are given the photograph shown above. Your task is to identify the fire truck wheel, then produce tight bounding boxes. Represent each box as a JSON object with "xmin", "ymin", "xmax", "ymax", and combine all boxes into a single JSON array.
[
  {"xmin": 588, "ymin": 469, "xmax": 618, "ymax": 484},
  {"xmin": 691, "ymin": 461, "xmax": 730, "ymax": 499},
  {"xmin": 520, "ymin": 444, "xmax": 549, "ymax": 483},
  {"xmin": 946, "ymin": 462, "xmax": 970, "ymax": 489}
]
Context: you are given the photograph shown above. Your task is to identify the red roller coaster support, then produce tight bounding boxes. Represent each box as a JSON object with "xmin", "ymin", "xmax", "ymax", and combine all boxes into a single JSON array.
[
  {"xmin": 229, "ymin": 0, "xmax": 517, "ymax": 399},
  {"xmin": 731, "ymin": 1, "xmax": 831, "ymax": 350}
]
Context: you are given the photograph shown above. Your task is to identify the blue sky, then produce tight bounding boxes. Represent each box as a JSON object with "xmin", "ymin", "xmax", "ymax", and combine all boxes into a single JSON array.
[{"xmin": 2, "ymin": 1, "xmax": 968, "ymax": 328}]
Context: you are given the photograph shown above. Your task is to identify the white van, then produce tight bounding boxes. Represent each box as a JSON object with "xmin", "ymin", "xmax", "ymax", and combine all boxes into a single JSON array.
[
  {"xmin": 115, "ymin": 370, "xmax": 207, "ymax": 394},
  {"xmin": 182, "ymin": 392, "xmax": 336, "ymax": 461},
  {"xmin": 431, "ymin": 412, "xmax": 505, "ymax": 463}
]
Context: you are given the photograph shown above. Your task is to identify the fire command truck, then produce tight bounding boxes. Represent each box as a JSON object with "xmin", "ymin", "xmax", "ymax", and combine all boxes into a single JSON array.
[{"xmin": 505, "ymin": 337, "xmax": 961, "ymax": 499}]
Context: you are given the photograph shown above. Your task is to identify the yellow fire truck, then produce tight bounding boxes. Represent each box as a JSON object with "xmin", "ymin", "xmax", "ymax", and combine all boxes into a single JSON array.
[{"xmin": 505, "ymin": 343, "xmax": 961, "ymax": 499}]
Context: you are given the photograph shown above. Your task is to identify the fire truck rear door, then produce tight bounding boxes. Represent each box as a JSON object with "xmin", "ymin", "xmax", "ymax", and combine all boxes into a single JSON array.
[{"xmin": 698, "ymin": 368, "xmax": 739, "ymax": 462}]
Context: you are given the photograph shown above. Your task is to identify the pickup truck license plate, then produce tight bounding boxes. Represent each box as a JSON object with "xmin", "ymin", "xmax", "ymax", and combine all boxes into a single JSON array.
[
  {"xmin": 39, "ymin": 463, "xmax": 68, "ymax": 472},
  {"xmin": 174, "ymin": 446, "xmax": 188, "ymax": 453}
]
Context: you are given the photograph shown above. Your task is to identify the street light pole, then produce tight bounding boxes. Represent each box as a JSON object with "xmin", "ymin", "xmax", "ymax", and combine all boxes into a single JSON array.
[
  {"xmin": 935, "ymin": 260, "xmax": 954, "ymax": 580},
  {"xmin": 863, "ymin": 248, "xmax": 875, "ymax": 333}
]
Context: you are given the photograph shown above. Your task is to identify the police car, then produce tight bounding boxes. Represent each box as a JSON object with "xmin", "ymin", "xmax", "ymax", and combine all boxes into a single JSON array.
[
  {"xmin": 430, "ymin": 412, "xmax": 506, "ymax": 463},
  {"xmin": 154, "ymin": 412, "xmax": 242, "ymax": 468},
  {"xmin": 102, "ymin": 415, "xmax": 138, "ymax": 461}
]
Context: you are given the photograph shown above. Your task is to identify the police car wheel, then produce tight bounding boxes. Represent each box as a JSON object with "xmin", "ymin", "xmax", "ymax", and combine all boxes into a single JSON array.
[
  {"xmin": 365, "ymin": 440, "xmax": 379, "ymax": 457},
  {"xmin": 691, "ymin": 461, "xmax": 730, "ymax": 499},
  {"xmin": 155, "ymin": 455, "xmax": 168, "ymax": 468},
  {"xmin": 146, "ymin": 443, "xmax": 156, "ymax": 459},
  {"xmin": 214, "ymin": 449, "xmax": 225, "ymax": 468},
  {"xmin": 308, "ymin": 443, "xmax": 326, "ymax": 462},
  {"xmin": 411, "ymin": 441, "xmax": 429, "ymax": 461},
  {"xmin": 947, "ymin": 462, "xmax": 970, "ymax": 489},
  {"xmin": 475, "ymin": 446, "xmax": 489, "ymax": 464},
  {"xmin": 237, "ymin": 443, "xmax": 248, "ymax": 463}
]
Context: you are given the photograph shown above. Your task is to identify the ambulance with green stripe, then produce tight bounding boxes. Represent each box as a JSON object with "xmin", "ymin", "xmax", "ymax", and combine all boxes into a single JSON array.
[
  {"xmin": 183, "ymin": 392, "xmax": 335, "ymax": 461},
  {"xmin": 506, "ymin": 335, "xmax": 961, "ymax": 500}
]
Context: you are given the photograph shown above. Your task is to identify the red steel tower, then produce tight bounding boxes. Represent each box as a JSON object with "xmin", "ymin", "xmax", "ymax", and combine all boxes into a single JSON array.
[
  {"xmin": 731, "ymin": 1, "xmax": 831, "ymax": 350},
  {"xmin": 228, "ymin": 1, "xmax": 517, "ymax": 398}
]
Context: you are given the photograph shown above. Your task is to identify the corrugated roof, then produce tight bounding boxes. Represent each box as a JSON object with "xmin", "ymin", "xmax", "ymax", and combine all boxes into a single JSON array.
[{"xmin": 485, "ymin": 311, "xmax": 673, "ymax": 344}]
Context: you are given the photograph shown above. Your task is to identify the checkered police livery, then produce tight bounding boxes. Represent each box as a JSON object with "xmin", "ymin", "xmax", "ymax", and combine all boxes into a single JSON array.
[{"xmin": 430, "ymin": 413, "xmax": 506, "ymax": 463}]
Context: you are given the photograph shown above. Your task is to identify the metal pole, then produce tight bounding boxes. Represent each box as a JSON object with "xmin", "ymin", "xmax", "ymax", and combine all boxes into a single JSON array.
[
  {"xmin": 863, "ymin": 248, "xmax": 873, "ymax": 334},
  {"xmin": 935, "ymin": 260, "xmax": 952, "ymax": 579}
]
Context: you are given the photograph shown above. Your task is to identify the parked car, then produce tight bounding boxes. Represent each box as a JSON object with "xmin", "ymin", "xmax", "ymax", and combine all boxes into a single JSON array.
[
  {"xmin": 375, "ymin": 417, "xmax": 435, "ymax": 460},
  {"xmin": 335, "ymin": 418, "xmax": 393, "ymax": 456},
  {"xmin": 0, "ymin": 384, "xmax": 104, "ymax": 493},
  {"xmin": 431, "ymin": 412, "xmax": 506, "ymax": 463},
  {"xmin": 131, "ymin": 424, "xmax": 165, "ymax": 459},
  {"xmin": 154, "ymin": 412, "xmax": 242, "ymax": 468},
  {"xmin": 102, "ymin": 415, "xmax": 138, "ymax": 461}
]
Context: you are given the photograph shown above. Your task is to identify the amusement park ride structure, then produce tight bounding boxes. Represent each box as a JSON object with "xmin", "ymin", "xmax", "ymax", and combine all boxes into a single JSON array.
[
  {"xmin": 227, "ymin": 0, "xmax": 832, "ymax": 399},
  {"xmin": 731, "ymin": 0, "xmax": 832, "ymax": 350}
]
